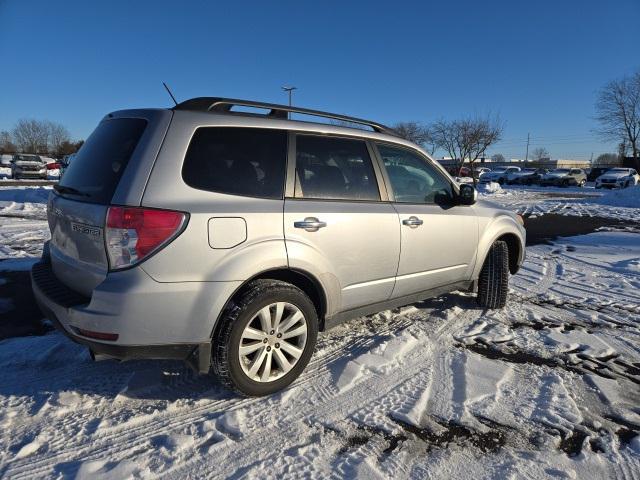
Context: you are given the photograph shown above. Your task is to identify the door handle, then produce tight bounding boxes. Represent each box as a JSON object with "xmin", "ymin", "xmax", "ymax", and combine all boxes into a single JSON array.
[
  {"xmin": 402, "ymin": 216, "xmax": 423, "ymax": 227},
  {"xmin": 294, "ymin": 217, "xmax": 327, "ymax": 232}
]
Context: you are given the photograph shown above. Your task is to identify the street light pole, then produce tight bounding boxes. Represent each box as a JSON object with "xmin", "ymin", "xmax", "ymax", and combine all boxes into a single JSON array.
[{"xmin": 281, "ymin": 86, "xmax": 297, "ymax": 118}]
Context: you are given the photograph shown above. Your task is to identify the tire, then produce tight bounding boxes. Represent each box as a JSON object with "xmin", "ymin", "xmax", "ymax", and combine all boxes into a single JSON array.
[
  {"xmin": 498, "ymin": 178, "xmax": 505, "ymax": 185},
  {"xmin": 477, "ymin": 240, "xmax": 509, "ymax": 309},
  {"xmin": 212, "ymin": 279, "xmax": 318, "ymax": 396},
  {"xmin": 562, "ymin": 179, "xmax": 569, "ymax": 187}
]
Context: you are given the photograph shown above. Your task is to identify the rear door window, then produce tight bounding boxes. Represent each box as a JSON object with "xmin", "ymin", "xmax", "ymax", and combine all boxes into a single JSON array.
[
  {"xmin": 182, "ymin": 127, "xmax": 287, "ymax": 199},
  {"xmin": 58, "ymin": 118, "xmax": 147, "ymax": 204},
  {"xmin": 294, "ymin": 135, "xmax": 380, "ymax": 201}
]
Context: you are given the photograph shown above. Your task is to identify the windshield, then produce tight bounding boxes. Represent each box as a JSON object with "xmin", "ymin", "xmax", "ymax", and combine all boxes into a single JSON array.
[
  {"xmin": 492, "ymin": 168, "xmax": 506, "ymax": 173},
  {"xmin": 609, "ymin": 168, "xmax": 629, "ymax": 173},
  {"xmin": 552, "ymin": 169, "xmax": 570, "ymax": 174},
  {"xmin": 523, "ymin": 168, "xmax": 537, "ymax": 173}
]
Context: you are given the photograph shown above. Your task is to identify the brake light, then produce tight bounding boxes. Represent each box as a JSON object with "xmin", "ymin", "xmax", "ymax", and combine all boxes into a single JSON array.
[{"xmin": 106, "ymin": 206, "xmax": 186, "ymax": 270}]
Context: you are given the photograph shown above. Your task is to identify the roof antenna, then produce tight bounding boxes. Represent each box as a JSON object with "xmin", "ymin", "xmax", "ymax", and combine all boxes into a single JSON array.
[{"xmin": 162, "ymin": 82, "xmax": 178, "ymax": 106}]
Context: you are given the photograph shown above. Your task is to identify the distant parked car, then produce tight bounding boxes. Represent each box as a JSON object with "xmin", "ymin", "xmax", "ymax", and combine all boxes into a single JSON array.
[
  {"xmin": 507, "ymin": 168, "xmax": 549, "ymax": 185},
  {"xmin": 594, "ymin": 168, "xmax": 640, "ymax": 189},
  {"xmin": 474, "ymin": 167, "xmax": 491, "ymax": 180},
  {"xmin": 11, "ymin": 154, "xmax": 48, "ymax": 180},
  {"xmin": 586, "ymin": 167, "xmax": 611, "ymax": 182},
  {"xmin": 479, "ymin": 166, "xmax": 521, "ymax": 184},
  {"xmin": 0, "ymin": 154, "xmax": 13, "ymax": 166},
  {"xmin": 539, "ymin": 168, "xmax": 587, "ymax": 187}
]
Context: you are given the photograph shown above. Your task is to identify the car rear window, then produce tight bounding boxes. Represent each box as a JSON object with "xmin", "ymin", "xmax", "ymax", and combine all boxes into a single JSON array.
[
  {"xmin": 182, "ymin": 127, "xmax": 287, "ymax": 199},
  {"xmin": 58, "ymin": 118, "xmax": 147, "ymax": 204}
]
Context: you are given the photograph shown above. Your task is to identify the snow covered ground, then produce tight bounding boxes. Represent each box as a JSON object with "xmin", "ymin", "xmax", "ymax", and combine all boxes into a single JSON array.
[
  {"xmin": 0, "ymin": 186, "xmax": 638, "ymax": 479},
  {"xmin": 479, "ymin": 183, "xmax": 640, "ymax": 222}
]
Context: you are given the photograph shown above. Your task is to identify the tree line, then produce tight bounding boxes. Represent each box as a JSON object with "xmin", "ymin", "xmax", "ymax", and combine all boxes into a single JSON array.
[{"xmin": 0, "ymin": 119, "xmax": 83, "ymax": 158}]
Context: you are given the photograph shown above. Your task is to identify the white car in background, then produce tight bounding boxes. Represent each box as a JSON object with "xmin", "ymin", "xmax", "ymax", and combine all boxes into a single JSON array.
[
  {"xmin": 505, "ymin": 167, "xmax": 538, "ymax": 184},
  {"xmin": 595, "ymin": 168, "xmax": 640, "ymax": 189},
  {"xmin": 479, "ymin": 166, "xmax": 521, "ymax": 184}
]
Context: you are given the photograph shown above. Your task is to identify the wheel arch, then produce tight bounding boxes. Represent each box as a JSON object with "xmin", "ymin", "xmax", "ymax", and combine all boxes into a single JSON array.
[
  {"xmin": 211, "ymin": 267, "xmax": 329, "ymax": 339},
  {"xmin": 496, "ymin": 233, "xmax": 522, "ymax": 274},
  {"xmin": 473, "ymin": 218, "xmax": 525, "ymax": 279}
]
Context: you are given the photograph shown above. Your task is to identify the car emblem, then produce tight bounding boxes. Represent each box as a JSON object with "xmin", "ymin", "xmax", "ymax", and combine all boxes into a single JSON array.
[{"xmin": 71, "ymin": 222, "xmax": 102, "ymax": 239}]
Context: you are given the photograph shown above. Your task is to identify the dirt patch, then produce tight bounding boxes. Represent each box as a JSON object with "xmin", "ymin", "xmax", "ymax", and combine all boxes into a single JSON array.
[
  {"xmin": 558, "ymin": 428, "xmax": 588, "ymax": 457},
  {"xmin": 389, "ymin": 416, "xmax": 506, "ymax": 453},
  {"xmin": 337, "ymin": 424, "xmax": 408, "ymax": 457},
  {"xmin": 460, "ymin": 340, "xmax": 640, "ymax": 386},
  {"xmin": 604, "ymin": 416, "xmax": 640, "ymax": 445}
]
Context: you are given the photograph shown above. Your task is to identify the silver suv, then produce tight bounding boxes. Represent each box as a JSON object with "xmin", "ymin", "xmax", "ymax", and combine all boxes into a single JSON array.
[{"xmin": 31, "ymin": 98, "xmax": 525, "ymax": 396}]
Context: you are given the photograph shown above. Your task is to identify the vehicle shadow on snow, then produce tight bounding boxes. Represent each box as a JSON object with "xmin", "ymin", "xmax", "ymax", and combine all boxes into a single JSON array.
[
  {"xmin": 0, "ymin": 292, "xmax": 479, "ymax": 404},
  {"xmin": 0, "ymin": 332, "xmax": 233, "ymax": 403},
  {"xmin": 0, "ymin": 187, "xmax": 50, "ymax": 205}
]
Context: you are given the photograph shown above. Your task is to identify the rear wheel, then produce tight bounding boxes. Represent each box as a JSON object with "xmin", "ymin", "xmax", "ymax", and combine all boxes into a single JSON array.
[
  {"xmin": 212, "ymin": 279, "xmax": 318, "ymax": 396},
  {"xmin": 477, "ymin": 240, "xmax": 509, "ymax": 309}
]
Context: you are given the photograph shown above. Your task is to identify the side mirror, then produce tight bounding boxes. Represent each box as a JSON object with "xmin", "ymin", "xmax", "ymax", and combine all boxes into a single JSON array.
[{"xmin": 458, "ymin": 184, "xmax": 477, "ymax": 205}]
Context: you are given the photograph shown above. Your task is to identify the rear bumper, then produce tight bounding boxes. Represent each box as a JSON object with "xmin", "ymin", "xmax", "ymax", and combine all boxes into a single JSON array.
[{"xmin": 31, "ymin": 249, "xmax": 241, "ymax": 361}]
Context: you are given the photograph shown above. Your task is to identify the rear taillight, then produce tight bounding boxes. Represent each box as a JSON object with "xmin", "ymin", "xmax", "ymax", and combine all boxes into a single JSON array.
[{"xmin": 106, "ymin": 206, "xmax": 186, "ymax": 270}]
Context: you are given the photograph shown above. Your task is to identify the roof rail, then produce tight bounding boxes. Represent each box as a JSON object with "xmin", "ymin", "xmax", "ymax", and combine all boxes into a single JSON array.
[{"xmin": 173, "ymin": 97, "xmax": 397, "ymax": 136}]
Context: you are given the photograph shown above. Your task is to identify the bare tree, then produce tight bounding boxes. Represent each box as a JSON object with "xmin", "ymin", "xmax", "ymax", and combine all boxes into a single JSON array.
[
  {"xmin": 12, "ymin": 119, "xmax": 50, "ymax": 154},
  {"xmin": 594, "ymin": 153, "xmax": 620, "ymax": 166},
  {"xmin": 594, "ymin": 71, "xmax": 640, "ymax": 160},
  {"xmin": 392, "ymin": 122, "xmax": 437, "ymax": 154},
  {"xmin": 531, "ymin": 147, "xmax": 549, "ymax": 161},
  {"xmin": 0, "ymin": 131, "xmax": 17, "ymax": 155},
  {"xmin": 430, "ymin": 114, "xmax": 503, "ymax": 185},
  {"xmin": 10, "ymin": 119, "xmax": 72, "ymax": 156},
  {"xmin": 491, "ymin": 153, "xmax": 505, "ymax": 163},
  {"xmin": 47, "ymin": 122, "xmax": 71, "ymax": 157},
  {"xmin": 57, "ymin": 140, "xmax": 84, "ymax": 156}
]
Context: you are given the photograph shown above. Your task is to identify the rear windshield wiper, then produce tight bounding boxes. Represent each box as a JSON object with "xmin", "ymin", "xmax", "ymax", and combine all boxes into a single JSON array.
[{"xmin": 53, "ymin": 184, "xmax": 90, "ymax": 197}]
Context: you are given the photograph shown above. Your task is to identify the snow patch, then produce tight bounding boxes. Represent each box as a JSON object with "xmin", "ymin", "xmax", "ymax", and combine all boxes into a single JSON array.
[
  {"xmin": 478, "ymin": 182, "xmax": 503, "ymax": 194},
  {"xmin": 595, "ymin": 185, "xmax": 640, "ymax": 208},
  {"xmin": 336, "ymin": 330, "xmax": 421, "ymax": 392}
]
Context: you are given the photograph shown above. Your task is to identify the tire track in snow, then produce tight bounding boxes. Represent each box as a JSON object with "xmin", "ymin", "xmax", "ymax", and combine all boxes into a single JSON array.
[{"xmin": 2, "ymin": 305, "xmax": 438, "ymax": 478}]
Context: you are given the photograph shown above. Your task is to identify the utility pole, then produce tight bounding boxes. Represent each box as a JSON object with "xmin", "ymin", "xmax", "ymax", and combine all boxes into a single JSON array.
[
  {"xmin": 524, "ymin": 133, "xmax": 530, "ymax": 163},
  {"xmin": 281, "ymin": 86, "xmax": 297, "ymax": 119}
]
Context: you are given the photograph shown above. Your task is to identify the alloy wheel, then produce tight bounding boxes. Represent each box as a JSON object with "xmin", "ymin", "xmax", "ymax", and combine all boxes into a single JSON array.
[{"xmin": 238, "ymin": 302, "xmax": 308, "ymax": 382}]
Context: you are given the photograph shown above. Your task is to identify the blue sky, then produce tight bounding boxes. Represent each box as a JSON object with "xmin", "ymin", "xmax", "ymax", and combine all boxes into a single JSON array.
[{"xmin": 0, "ymin": 0, "xmax": 638, "ymax": 160}]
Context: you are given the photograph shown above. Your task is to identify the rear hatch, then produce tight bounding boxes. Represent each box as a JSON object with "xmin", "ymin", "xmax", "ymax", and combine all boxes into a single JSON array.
[{"xmin": 48, "ymin": 111, "xmax": 170, "ymax": 296}]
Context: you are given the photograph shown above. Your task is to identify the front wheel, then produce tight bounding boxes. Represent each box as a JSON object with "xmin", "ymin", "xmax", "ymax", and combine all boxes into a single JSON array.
[
  {"xmin": 212, "ymin": 279, "xmax": 318, "ymax": 396},
  {"xmin": 477, "ymin": 240, "xmax": 509, "ymax": 309}
]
